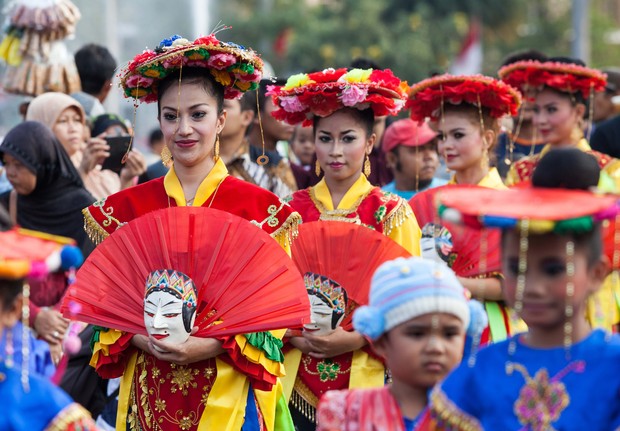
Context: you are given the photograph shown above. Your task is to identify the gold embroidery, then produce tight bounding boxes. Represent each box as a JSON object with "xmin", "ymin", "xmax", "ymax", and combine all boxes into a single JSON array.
[
  {"xmin": 382, "ymin": 197, "xmax": 413, "ymax": 236},
  {"xmin": 302, "ymin": 355, "xmax": 350, "ymax": 382},
  {"xmin": 44, "ymin": 403, "xmax": 95, "ymax": 431},
  {"xmin": 83, "ymin": 198, "xmax": 126, "ymax": 245},
  {"xmin": 430, "ymin": 385, "xmax": 483, "ymax": 431},
  {"xmin": 291, "ymin": 378, "xmax": 319, "ymax": 422},
  {"xmin": 309, "ymin": 187, "xmax": 372, "ymax": 223},
  {"xmin": 168, "ymin": 364, "xmax": 199, "ymax": 395},
  {"xmin": 130, "ymin": 353, "xmax": 214, "ymax": 430}
]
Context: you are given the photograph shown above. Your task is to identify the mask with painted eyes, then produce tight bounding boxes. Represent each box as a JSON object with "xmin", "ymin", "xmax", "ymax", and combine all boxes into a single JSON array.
[
  {"xmin": 143, "ymin": 269, "xmax": 197, "ymax": 352},
  {"xmin": 303, "ymin": 272, "xmax": 347, "ymax": 336}
]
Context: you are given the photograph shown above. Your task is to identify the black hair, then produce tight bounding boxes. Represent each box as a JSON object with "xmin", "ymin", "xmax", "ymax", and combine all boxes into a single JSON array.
[
  {"xmin": 500, "ymin": 49, "xmax": 547, "ymax": 67},
  {"xmin": 74, "ymin": 44, "xmax": 117, "ymax": 95},
  {"xmin": 313, "ymin": 107, "xmax": 375, "ymax": 138},
  {"xmin": 239, "ymin": 90, "xmax": 256, "ymax": 112},
  {"xmin": 532, "ymin": 148, "xmax": 599, "ymax": 190},
  {"xmin": 157, "ymin": 68, "xmax": 225, "ymax": 115},
  {"xmin": 148, "ymin": 128, "xmax": 164, "ymax": 146},
  {"xmin": 0, "ymin": 278, "xmax": 23, "ymax": 312},
  {"xmin": 349, "ymin": 57, "xmax": 382, "ymax": 70},
  {"xmin": 525, "ymin": 148, "xmax": 603, "ymax": 265},
  {"xmin": 250, "ymin": 78, "xmax": 286, "ymax": 115}
]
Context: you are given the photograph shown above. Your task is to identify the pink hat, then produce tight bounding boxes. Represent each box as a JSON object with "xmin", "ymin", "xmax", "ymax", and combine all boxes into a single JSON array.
[{"xmin": 382, "ymin": 118, "xmax": 437, "ymax": 153}]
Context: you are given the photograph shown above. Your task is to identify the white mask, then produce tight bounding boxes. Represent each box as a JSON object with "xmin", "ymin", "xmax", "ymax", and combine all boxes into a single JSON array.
[{"xmin": 144, "ymin": 289, "xmax": 196, "ymax": 352}]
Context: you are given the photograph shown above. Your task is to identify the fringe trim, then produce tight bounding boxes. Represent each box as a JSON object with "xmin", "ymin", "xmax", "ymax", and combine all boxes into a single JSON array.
[
  {"xmin": 82, "ymin": 208, "xmax": 109, "ymax": 246},
  {"xmin": 429, "ymin": 385, "xmax": 483, "ymax": 431},
  {"xmin": 383, "ymin": 200, "xmax": 413, "ymax": 236},
  {"xmin": 44, "ymin": 403, "xmax": 97, "ymax": 431},
  {"xmin": 271, "ymin": 212, "xmax": 302, "ymax": 244},
  {"xmin": 290, "ymin": 380, "xmax": 319, "ymax": 424}
]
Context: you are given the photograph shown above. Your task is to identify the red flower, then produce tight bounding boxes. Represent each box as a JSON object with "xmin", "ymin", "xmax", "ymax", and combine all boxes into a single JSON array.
[
  {"xmin": 308, "ymin": 68, "xmax": 347, "ymax": 84},
  {"xmin": 369, "ymin": 69, "xmax": 401, "ymax": 90},
  {"xmin": 194, "ymin": 35, "xmax": 220, "ymax": 46},
  {"xmin": 127, "ymin": 50, "xmax": 157, "ymax": 72}
]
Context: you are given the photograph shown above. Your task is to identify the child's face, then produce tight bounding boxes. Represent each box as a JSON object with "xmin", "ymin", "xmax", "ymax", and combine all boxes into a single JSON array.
[
  {"xmin": 502, "ymin": 231, "xmax": 606, "ymax": 331},
  {"xmin": 373, "ymin": 313, "xmax": 465, "ymax": 390},
  {"xmin": 291, "ymin": 125, "xmax": 315, "ymax": 166}
]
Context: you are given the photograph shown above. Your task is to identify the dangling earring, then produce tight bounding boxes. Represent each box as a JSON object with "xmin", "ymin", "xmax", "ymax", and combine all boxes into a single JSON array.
[
  {"xmin": 4, "ymin": 326, "xmax": 14, "ymax": 368},
  {"xmin": 315, "ymin": 159, "xmax": 321, "ymax": 177},
  {"xmin": 214, "ymin": 134, "xmax": 220, "ymax": 161},
  {"xmin": 363, "ymin": 154, "xmax": 371, "ymax": 177},
  {"xmin": 161, "ymin": 146, "xmax": 173, "ymax": 167}
]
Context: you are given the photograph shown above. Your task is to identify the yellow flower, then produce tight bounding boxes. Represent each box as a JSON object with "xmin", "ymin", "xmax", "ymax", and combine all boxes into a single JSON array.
[
  {"xmin": 129, "ymin": 88, "xmax": 149, "ymax": 98},
  {"xmin": 236, "ymin": 80, "xmax": 251, "ymax": 91},
  {"xmin": 343, "ymin": 68, "xmax": 372, "ymax": 83},
  {"xmin": 144, "ymin": 68, "xmax": 161, "ymax": 78},
  {"xmin": 211, "ymin": 69, "xmax": 232, "ymax": 86},
  {"xmin": 284, "ymin": 73, "xmax": 313, "ymax": 91}
]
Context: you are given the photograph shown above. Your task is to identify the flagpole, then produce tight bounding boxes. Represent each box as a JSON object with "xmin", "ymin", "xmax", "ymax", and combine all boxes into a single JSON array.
[{"xmin": 572, "ymin": 0, "xmax": 590, "ymax": 63}]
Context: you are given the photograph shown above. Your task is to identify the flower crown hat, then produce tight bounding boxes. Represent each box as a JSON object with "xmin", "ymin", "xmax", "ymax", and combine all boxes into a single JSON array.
[
  {"xmin": 407, "ymin": 74, "xmax": 522, "ymax": 122},
  {"xmin": 267, "ymin": 67, "xmax": 409, "ymax": 126},
  {"xmin": 119, "ymin": 33, "xmax": 263, "ymax": 103},
  {"xmin": 498, "ymin": 60, "xmax": 607, "ymax": 99}
]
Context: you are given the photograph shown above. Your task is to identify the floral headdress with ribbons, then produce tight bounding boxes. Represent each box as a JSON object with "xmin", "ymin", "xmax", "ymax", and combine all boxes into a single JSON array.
[
  {"xmin": 435, "ymin": 184, "xmax": 619, "ymax": 369},
  {"xmin": 436, "ymin": 187, "xmax": 619, "ymax": 234},
  {"xmin": 119, "ymin": 34, "xmax": 263, "ymax": 103},
  {"xmin": 407, "ymin": 74, "xmax": 522, "ymax": 122},
  {"xmin": 498, "ymin": 60, "xmax": 607, "ymax": 99},
  {"xmin": 267, "ymin": 68, "xmax": 409, "ymax": 126}
]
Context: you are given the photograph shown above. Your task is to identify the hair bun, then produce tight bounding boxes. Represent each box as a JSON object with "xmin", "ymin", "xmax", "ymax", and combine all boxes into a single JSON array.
[{"xmin": 353, "ymin": 305, "xmax": 385, "ymax": 341}]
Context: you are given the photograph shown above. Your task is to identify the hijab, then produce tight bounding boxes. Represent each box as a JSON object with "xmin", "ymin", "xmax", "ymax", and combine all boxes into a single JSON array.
[
  {"xmin": 0, "ymin": 121, "xmax": 95, "ymax": 256},
  {"xmin": 25, "ymin": 92, "xmax": 86, "ymax": 130}
]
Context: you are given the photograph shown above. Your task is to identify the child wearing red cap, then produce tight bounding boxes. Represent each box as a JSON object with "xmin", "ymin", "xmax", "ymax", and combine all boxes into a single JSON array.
[{"xmin": 382, "ymin": 118, "xmax": 447, "ymax": 200}]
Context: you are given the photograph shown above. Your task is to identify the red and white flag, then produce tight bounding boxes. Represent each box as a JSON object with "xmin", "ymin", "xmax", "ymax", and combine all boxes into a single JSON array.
[{"xmin": 450, "ymin": 19, "xmax": 482, "ymax": 75}]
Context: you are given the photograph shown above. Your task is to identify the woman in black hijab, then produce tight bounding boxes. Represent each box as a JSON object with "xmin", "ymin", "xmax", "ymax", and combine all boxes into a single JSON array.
[{"xmin": 0, "ymin": 121, "xmax": 95, "ymax": 256}]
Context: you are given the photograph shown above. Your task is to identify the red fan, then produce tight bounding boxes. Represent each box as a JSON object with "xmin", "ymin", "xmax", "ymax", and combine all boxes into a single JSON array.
[
  {"xmin": 61, "ymin": 207, "xmax": 310, "ymax": 337},
  {"xmin": 291, "ymin": 221, "xmax": 411, "ymax": 330},
  {"xmin": 409, "ymin": 185, "xmax": 502, "ymax": 278},
  {"xmin": 603, "ymin": 215, "xmax": 620, "ymax": 270}
]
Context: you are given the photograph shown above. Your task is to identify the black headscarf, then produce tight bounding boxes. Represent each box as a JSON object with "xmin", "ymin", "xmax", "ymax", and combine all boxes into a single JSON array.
[{"xmin": 0, "ymin": 121, "xmax": 95, "ymax": 256}]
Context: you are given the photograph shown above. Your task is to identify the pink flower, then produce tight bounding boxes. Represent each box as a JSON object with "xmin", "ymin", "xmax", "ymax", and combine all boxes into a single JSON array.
[
  {"xmin": 340, "ymin": 85, "xmax": 368, "ymax": 107},
  {"xmin": 207, "ymin": 53, "xmax": 237, "ymax": 70},
  {"xmin": 280, "ymin": 96, "xmax": 305, "ymax": 112},
  {"xmin": 125, "ymin": 74, "xmax": 154, "ymax": 88}
]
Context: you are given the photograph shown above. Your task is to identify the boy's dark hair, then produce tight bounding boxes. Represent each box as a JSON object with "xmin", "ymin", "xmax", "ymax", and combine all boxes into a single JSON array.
[
  {"xmin": 313, "ymin": 107, "xmax": 375, "ymax": 138},
  {"xmin": 349, "ymin": 57, "xmax": 382, "ymax": 70},
  {"xmin": 532, "ymin": 148, "xmax": 600, "ymax": 190},
  {"xmin": 250, "ymin": 78, "xmax": 286, "ymax": 115},
  {"xmin": 148, "ymin": 128, "xmax": 164, "ymax": 147},
  {"xmin": 74, "ymin": 44, "xmax": 117, "ymax": 95},
  {"xmin": 500, "ymin": 49, "xmax": 547, "ymax": 67},
  {"xmin": 157, "ymin": 68, "xmax": 224, "ymax": 115},
  {"xmin": 528, "ymin": 148, "xmax": 603, "ymax": 265},
  {"xmin": 239, "ymin": 90, "xmax": 256, "ymax": 112},
  {"xmin": 0, "ymin": 278, "xmax": 22, "ymax": 312}
]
